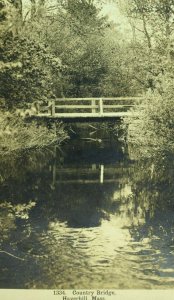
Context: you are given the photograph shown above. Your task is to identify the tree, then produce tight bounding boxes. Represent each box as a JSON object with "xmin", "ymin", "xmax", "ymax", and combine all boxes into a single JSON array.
[
  {"xmin": 0, "ymin": 0, "xmax": 62, "ymax": 109},
  {"xmin": 28, "ymin": 0, "xmax": 110, "ymax": 97},
  {"xmin": 117, "ymin": 0, "xmax": 174, "ymax": 155},
  {"xmin": 118, "ymin": 0, "xmax": 174, "ymax": 61}
]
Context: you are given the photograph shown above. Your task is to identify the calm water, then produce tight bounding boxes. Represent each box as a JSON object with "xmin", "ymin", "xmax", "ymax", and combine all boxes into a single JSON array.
[{"xmin": 1, "ymin": 125, "xmax": 174, "ymax": 289}]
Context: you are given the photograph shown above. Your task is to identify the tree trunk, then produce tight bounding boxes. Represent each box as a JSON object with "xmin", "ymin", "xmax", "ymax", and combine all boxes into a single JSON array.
[
  {"xmin": 142, "ymin": 14, "xmax": 152, "ymax": 50},
  {"xmin": 38, "ymin": 0, "xmax": 45, "ymax": 17},
  {"xmin": 10, "ymin": 0, "xmax": 23, "ymax": 35},
  {"xmin": 30, "ymin": 0, "xmax": 36, "ymax": 19}
]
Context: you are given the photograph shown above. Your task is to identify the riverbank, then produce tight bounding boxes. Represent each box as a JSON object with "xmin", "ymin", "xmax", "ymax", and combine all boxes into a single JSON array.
[
  {"xmin": 124, "ymin": 79, "xmax": 174, "ymax": 158},
  {"xmin": 0, "ymin": 110, "xmax": 68, "ymax": 156}
]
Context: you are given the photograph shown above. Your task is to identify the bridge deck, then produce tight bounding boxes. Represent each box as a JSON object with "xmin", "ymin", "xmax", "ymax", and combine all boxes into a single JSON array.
[{"xmin": 37, "ymin": 111, "xmax": 138, "ymax": 118}]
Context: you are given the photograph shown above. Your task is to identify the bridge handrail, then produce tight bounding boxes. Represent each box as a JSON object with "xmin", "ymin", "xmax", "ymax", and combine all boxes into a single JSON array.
[
  {"xmin": 54, "ymin": 97, "xmax": 143, "ymax": 101},
  {"xmin": 37, "ymin": 96, "xmax": 144, "ymax": 117}
]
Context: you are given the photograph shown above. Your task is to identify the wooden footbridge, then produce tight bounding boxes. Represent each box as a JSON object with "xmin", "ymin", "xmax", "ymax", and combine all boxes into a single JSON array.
[{"xmin": 36, "ymin": 97, "xmax": 143, "ymax": 120}]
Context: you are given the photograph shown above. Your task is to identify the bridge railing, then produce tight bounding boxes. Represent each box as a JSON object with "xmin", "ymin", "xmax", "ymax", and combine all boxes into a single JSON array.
[{"xmin": 38, "ymin": 97, "xmax": 143, "ymax": 117}]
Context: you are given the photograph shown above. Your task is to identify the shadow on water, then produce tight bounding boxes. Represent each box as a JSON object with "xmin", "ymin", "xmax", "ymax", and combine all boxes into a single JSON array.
[{"xmin": 1, "ymin": 124, "xmax": 174, "ymax": 288}]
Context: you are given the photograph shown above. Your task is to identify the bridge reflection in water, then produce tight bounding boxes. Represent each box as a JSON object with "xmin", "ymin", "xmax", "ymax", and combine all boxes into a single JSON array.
[
  {"xmin": 51, "ymin": 163, "xmax": 128, "ymax": 185},
  {"xmin": 49, "ymin": 134, "xmax": 132, "ymax": 188}
]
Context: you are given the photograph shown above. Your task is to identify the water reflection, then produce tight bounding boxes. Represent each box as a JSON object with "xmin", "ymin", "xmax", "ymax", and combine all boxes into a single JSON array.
[{"xmin": 1, "ymin": 130, "xmax": 174, "ymax": 288}]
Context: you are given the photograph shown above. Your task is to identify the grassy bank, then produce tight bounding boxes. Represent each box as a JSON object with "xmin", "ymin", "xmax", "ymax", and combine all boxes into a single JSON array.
[{"xmin": 0, "ymin": 110, "xmax": 68, "ymax": 156}]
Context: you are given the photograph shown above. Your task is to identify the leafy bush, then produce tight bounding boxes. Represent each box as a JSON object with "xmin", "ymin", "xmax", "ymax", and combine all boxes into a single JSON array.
[{"xmin": 125, "ymin": 75, "xmax": 174, "ymax": 157}]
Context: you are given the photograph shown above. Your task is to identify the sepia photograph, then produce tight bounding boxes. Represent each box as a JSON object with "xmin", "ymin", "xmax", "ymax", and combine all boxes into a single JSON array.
[{"xmin": 1, "ymin": 0, "xmax": 174, "ymax": 298}]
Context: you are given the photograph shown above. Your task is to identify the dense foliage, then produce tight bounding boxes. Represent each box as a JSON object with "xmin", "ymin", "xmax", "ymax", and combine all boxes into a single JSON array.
[
  {"xmin": 0, "ymin": 0, "xmax": 67, "ymax": 154},
  {"xmin": 23, "ymin": 0, "xmax": 140, "ymax": 97}
]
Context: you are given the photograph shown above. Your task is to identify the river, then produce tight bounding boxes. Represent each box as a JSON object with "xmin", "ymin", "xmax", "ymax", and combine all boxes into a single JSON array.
[{"xmin": 0, "ymin": 123, "xmax": 174, "ymax": 289}]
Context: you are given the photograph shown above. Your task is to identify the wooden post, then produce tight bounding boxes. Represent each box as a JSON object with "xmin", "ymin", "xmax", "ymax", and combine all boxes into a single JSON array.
[
  {"xmin": 99, "ymin": 98, "xmax": 103, "ymax": 116},
  {"xmin": 92, "ymin": 99, "xmax": 96, "ymax": 114},
  {"xmin": 48, "ymin": 100, "xmax": 52, "ymax": 116},
  {"xmin": 36, "ymin": 102, "xmax": 40, "ymax": 115},
  {"xmin": 52, "ymin": 99, "xmax": 55, "ymax": 117}
]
